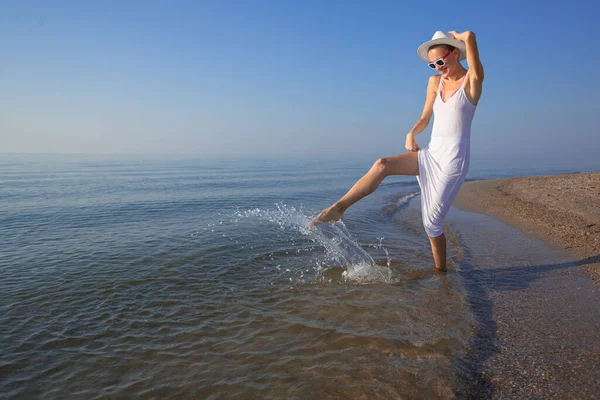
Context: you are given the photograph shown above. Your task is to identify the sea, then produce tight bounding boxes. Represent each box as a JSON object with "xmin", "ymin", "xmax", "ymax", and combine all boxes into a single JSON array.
[{"xmin": 1, "ymin": 153, "xmax": 598, "ymax": 399}]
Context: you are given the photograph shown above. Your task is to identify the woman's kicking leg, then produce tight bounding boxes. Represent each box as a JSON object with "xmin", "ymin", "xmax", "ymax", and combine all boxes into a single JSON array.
[{"xmin": 312, "ymin": 152, "xmax": 419, "ymax": 224}]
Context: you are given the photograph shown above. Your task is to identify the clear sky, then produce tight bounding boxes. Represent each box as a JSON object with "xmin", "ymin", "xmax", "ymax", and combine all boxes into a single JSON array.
[{"xmin": 1, "ymin": 0, "xmax": 598, "ymax": 158}]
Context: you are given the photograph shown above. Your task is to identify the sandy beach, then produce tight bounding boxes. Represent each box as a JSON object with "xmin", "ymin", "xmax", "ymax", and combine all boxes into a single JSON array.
[
  {"xmin": 454, "ymin": 172, "xmax": 600, "ymax": 282},
  {"xmin": 447, "ymin": 171, "xmax": 600, "ymax": 398}
]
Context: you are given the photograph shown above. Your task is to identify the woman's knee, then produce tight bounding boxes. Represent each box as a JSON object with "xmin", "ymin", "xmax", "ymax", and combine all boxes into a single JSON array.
[
  {"xmin": 373, "ymin": 157, "xmax": 389, "ymax": 175},
  {"xmin": 374, "ymin": 153, "xmax": 418, "ymax": 176}
]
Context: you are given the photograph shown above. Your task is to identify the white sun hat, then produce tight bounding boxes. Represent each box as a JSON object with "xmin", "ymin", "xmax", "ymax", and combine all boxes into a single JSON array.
[{"xmin": 417, "ymin": 31, "xmax": 466, "ymax": 62}]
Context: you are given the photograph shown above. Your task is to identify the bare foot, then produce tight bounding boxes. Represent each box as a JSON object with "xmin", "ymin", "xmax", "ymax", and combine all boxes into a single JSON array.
[{"xmin": 308, "ymin": 203, "xmax": 345, "ymax": 227}]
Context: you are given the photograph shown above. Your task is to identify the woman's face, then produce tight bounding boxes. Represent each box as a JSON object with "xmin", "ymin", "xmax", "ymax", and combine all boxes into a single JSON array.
[{"xmin": 427, "ymin": 47, "xmax": 459, "ymax": 77}]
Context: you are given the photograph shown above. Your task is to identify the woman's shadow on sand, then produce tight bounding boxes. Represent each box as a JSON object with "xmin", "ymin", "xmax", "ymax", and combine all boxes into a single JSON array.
[{"xmin": 451, "ymin": 236, "xmax": 600, "ymax": 399}]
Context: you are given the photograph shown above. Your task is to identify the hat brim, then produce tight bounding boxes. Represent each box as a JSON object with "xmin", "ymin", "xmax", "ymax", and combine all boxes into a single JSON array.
[{"xmin": 417, "ymin": 38, "xmax": 466, "ymax": 62}]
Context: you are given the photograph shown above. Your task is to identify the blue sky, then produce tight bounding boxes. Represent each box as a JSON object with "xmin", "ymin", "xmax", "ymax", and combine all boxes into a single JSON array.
[{"xmin": 1, "ymin": 0, "xmax": 598, "ymax": 158}]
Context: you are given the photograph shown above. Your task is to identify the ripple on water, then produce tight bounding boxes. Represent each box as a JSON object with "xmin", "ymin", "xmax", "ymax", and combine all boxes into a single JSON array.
[{"xmin": 2, "ymin": 195, "xmax": 472, "ymax": 399}]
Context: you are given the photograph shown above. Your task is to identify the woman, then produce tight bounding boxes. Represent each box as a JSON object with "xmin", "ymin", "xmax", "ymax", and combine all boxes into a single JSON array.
[{"xmin": 311, "ymin": 30, "xmax": 484, "ymax": 272}]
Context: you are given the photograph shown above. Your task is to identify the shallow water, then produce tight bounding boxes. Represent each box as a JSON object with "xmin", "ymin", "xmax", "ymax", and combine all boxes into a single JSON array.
[{"xmin": 1, "ymin": 154, "xmax": 598, "ymax": 398}]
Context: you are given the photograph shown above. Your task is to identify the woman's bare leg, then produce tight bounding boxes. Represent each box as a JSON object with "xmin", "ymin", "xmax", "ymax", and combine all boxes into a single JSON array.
[
  {"xmin": 312, "ymin": 152, "xmax": 419, "ymax": 224},
  {"xmin": 428, "ymin": 234, "xmax": 447, "ymax": 272}
]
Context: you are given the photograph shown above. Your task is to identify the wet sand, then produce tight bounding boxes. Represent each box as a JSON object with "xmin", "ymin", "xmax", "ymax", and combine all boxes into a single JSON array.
[
  {"xmin": 454, "ymin": 172, "xmax": 600, "ymax": 282},
  {"xmin": 444, "ymin": 172, "xmax": 600, "ymax": 399}
]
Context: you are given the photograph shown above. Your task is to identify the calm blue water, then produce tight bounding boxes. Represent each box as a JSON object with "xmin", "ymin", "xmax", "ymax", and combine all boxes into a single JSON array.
[{"xmin": 1, "ymin": 153, "xmax": 598, "ymax": 399}]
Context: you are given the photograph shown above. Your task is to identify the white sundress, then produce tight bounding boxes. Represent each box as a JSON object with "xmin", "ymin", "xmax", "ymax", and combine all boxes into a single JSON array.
[{"xmin": 416, "ymin": 74, "xmax": 477, "ymax": 237}]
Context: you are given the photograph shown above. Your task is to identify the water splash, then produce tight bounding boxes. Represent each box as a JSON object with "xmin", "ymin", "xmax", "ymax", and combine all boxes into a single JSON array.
[
  {"xmin": 301, "ymin": 220, "xmax": 392, "ymax": 283},
  {"xmin": 229, "ymin": 202, "xmax": 392, "ymax": 283}
]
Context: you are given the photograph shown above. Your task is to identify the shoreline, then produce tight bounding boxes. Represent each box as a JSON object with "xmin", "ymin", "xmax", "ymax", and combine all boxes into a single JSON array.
[
  {"xmin": 445, "ymin": 173, "xmax": 600, "ymax": 398},
  {"xmin": 453, "ymin": 172, "xmax": 600, "ymax": 282}
]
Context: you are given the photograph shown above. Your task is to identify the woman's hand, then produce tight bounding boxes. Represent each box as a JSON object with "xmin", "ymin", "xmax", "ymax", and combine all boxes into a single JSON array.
[
  {"xmin": 405, "ymin": 133, "xmax": 420, "ymax": 152},
  {"xmin": 448, "ymin": 30, "xmax": 473, "ymax": 42}
]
